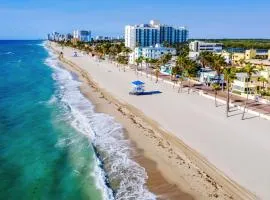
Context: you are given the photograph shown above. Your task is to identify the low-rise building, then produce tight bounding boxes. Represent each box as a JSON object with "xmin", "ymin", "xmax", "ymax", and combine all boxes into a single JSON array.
[
  {"xmin": 129, "ymin": 44, "xmax": 176, "ymax": 64},
  {"xmin": 199, "ymin": 68, "xmax": 225, "ymax": 85},
  {"xmin": 216, "ymin": 51, "xmax": 232, "ymax": 64},
  {"xmin": 232, "ymin": 52, "xmax": 245, "ymax": 65},
  {"xmin": 232, "ymin": 49, "xmax": 270, "ymax": 65},
  {"xmin": 232, "ymin": 72, "xmax": 261, "ymax": 94},
  {"xmin": 188, "ymin": 52, "xmax": 200, "ymax": 61},
  {"xmin": 245, "ymin": 49, "xmax": 257, "ymax": 60},
  {"xmin": 189, "ymin": 40, "xmax": 223, "ymax": 53}
]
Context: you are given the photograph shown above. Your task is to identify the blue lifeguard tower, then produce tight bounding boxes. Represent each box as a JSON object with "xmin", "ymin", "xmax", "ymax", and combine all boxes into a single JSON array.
[{"xmin": 129, "ymin": 80, "xmax": 145, "ymax": 95}]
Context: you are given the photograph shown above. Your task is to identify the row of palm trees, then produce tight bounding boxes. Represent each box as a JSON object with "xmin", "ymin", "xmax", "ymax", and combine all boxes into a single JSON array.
[
  {"xmin": 59, "ymin": 40, "xmax": 132, "ymax": 63},
  {"xmin": 177, "ymin": 50, "xmax": 262, "ymax": 119},
  {"xmin": 58, "ymin": 40, "xmax": 268, "ymax": 119},
  {"xmin": 134, "ymin": 54, "xmax": 173, "ymax": 82}
]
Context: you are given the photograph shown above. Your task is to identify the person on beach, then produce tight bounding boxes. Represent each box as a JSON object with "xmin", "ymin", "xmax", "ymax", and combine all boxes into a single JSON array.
[{"xmin": 59, "ymin": 52, "xmax": 63, "ymax": 59}]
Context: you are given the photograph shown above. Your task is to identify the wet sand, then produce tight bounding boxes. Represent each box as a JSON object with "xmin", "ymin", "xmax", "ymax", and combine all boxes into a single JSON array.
[{"xmin": 60, "ymin": 59, "xmax": 195, "ymax": 199}]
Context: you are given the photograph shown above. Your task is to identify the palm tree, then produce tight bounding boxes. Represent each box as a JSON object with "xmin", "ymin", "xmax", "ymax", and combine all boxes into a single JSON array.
[
  {"xmin": 160, "ymin": 53, "xmax": 172, "ymax": 66},
  {"xmin": 154, "ymin": 59, "xmax": 161, "ymax": 83},
  {"xmin": 122, "ymin": 47, "xmax": 132, "ymax": 56},
  {"xmin": 177, "ymin": 76, "xmax": 185, "ymax": 93},
  {"xmin": 144, "ymin": 57, "xmax": 151, "ymax": 78},
  {"xmin": 176, "ymin": 55, "xmax": 188, "ymax": 69},
  {"xmin": 211, "ymin": 83, "xmax": 221, "ymax": 107},
  {"xmin": 135, "ymin": 56, "xmax": 143, "ymax": 75},
  {"xmin": 149, "ymin": 58, "xmax": 158, "ymax": 81},
  {"xmin": 109, "ymin": 45, "xmax": 118, "ymax": 60},
  {"xmin": 257, "ymin": 76, "xmax": 268, "ymax": 92},
  {"xmin": 241, "ymin": 63, "xmax": 257, "ymax": 120},
  {"xmin": 211, "ymin": 54, "xmax": 226, "ymax": 89},
  {"xmin": 223, "ymin": 67, "xmax": 236, "ymax": 117},
  {"xmin": 199, "ymin": 51, "xmax": 213, "ymax": 68},
  {"xmin": 183, "ymin": 59, "xmax": 200, "ymax": 94}
]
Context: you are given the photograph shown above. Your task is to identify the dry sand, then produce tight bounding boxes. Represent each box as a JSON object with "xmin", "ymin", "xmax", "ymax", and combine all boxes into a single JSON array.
[{"xmin": 50, "ymin": 42, "xmax": 270, "ymax": 200}]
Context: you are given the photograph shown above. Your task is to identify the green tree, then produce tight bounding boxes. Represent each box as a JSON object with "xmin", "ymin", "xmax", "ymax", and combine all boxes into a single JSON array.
[
  {"xmin": 154, "ymin": 59, "xmax": 161, "ymax": 83},
  {"xmin": 149, "ymin": 59, "xmax": 158, "ymax": 80},
  {"xmin": 144, "ymin": 57, "xmax": 151, "ymax": 78},
  {"xmin": 183, "ymin": 59, "xmax": 200, "ymax": 94},
  {"xmin": 198, "ymin": 51, "xmax": 213, "ymax": 68},
  {"xmin": 211, "ymin": 83, "xmax": 221, "ymax": 107},
  {"xmin": 211, "ymin": 54, "xmax": 226, "ymax": 85},
  {"xmin": 223, "ymin": 67, "xmax": 237, "ymax": 117},
  {"xmin": 135, "ymin": 56, "xmax": 144, "ymax": 75},
  {"xmin": 257, "ymin": 76, "xmax": 268, "ymax": 92},
  {"xmin": 241, "ymin": 63, "xmax": 257, "ymax": 120}
]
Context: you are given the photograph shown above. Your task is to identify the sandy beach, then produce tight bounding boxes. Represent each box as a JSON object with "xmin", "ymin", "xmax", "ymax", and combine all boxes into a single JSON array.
[{"xmin": 50, "ymin": 42, "xmax": 270, "ymax": 200}]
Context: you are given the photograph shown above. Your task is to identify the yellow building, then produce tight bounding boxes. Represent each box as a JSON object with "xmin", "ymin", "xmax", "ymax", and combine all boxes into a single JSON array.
[
  {"xmin": 232, "ymin": 53, "xmax": 245, "ymax": 65},
  {"xmin": 245, "ymin": 49, "xmax": 256, "ymax": 60},
  {"xmin": 268, "ymin": 50, "xmax": 270, "ymax": 60}
]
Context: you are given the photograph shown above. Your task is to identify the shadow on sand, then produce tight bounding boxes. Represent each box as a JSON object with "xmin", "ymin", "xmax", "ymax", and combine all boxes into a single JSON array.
[{"xmin": 130, "ymin": 91, "xmax": 162, "ymax": 96}]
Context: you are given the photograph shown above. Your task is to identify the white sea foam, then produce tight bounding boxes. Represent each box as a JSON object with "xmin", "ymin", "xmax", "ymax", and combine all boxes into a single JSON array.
[{"xmin": 44, "ymin": 47, "xmax": 156, "ymax": 200}]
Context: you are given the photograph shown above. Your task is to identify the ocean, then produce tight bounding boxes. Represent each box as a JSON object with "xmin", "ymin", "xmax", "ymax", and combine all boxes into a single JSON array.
[{"xmin": 0, "ymin": 40, "xmax": 155, "ymax": 200}]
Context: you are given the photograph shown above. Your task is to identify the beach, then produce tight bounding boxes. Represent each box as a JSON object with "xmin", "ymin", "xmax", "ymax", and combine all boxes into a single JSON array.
[{"xmin": 50, "ymin": 42, "xmax": 270, "ymax": 200}]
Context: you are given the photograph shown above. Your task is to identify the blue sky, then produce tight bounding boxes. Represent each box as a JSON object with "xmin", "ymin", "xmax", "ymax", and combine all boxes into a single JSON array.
[{"xmin": 0, "ymin": 0, "xmax": 270, "ymax": 39}]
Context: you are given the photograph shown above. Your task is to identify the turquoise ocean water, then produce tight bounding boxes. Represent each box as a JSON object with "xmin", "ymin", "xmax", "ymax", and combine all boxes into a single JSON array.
[{"xmin": 0, "ymin": 40, "xmax": 155, "ymax": 200}]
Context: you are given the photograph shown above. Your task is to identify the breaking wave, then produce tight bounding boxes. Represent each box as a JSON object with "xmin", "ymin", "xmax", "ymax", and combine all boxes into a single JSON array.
[{"xmin": 44, "ymin": 43, "xmax": 155, "ymax": 200}]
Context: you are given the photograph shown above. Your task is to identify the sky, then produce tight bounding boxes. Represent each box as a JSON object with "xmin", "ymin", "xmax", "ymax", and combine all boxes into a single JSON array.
[{"xmin": 0, "ymin": 0, "xmax": 270, "ymax": 39}]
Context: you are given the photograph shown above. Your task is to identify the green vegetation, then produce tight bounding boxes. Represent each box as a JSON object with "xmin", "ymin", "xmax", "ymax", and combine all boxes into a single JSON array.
[
  {"xmin": 241, "ymin": 63, "xmax": 257, "ymax": 120},
  {"xmin": 223, "ymin": 67, "xmax": 237, "ymax": 117},
  {"xmin": 190, "ymin": 39, "xmax": 270, "ymax": 49}
]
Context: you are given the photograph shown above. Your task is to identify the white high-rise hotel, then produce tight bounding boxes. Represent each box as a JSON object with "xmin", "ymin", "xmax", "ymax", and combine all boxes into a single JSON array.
[{"xmin": 125, "ymin": 20, "xmax": 188, "ymax": 49}]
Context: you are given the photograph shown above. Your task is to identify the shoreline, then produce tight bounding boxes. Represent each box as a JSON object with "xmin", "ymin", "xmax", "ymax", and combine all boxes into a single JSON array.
[
  {"xmin": 48, "ymin": 42, "xmax": 257, "ymax": 200},
  {"xmin": 58, "ymin": 55, "xmax": 194, "ymax": 199}
]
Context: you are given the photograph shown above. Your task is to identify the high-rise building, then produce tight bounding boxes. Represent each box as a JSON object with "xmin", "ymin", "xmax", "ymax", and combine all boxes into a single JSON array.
[
  {"xmin": 125, "ymin": 20, "xmax": 188, "ymax": 49},
  {"xmin": 73, "ymin": 30, "xmax": 91, "ymax": 42}
]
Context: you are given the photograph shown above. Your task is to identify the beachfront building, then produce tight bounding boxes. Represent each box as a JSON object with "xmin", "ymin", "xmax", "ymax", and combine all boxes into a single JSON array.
[
  {"xmin": 232, "ymin": 49, "xmax": 270, "ymax": 65},
  {"xmin": 199, "ymin": 68, "xmax": 225, "ymax": 85},
  {"xmin": 232, "ymin": 52, "xmax": 245, "ymax": 65},
  {"xmin": 189, "ymin": 40, "xmax": 223, "ymax": 53},
  {"xmin": 232, "ymin": 72, "xmax": 260, "ymax": 94},
  {"xmin": 125, "ymin": 20, "xmax": 188, "ymax": 49},
  {"xmin": 129, "ymin": 44, "xmax": 176, "ymax": 64},
  {"xmin": 73, "ymin": 30, "xmax": 92, "ymax": 42}
]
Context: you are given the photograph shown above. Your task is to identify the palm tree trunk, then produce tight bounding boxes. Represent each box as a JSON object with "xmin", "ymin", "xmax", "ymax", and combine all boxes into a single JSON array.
[
  {"xmin": 178, "ymin": 82, "xmax": 181, "ymax": 93},
  {"xmin": 146, "ymin": 63, "xmax": 148, "ymax": 78},
  {"xmin": 188, "ymin": 79, "xmax": 191, "ymax": 94},
  {"xmin": 155, "ymin": 71, "xmax": 159, "ymax": 83},
  {"xmin": 215, "ymin": 90, "xmax": 217, "ymax": 107},
  {"xmin": 242, "ymin": 82, "xmax": 249, "ymax": 120},
  {"xmin": 226, "ymin": 79, "xmax": 230, "ymax": 117}
]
